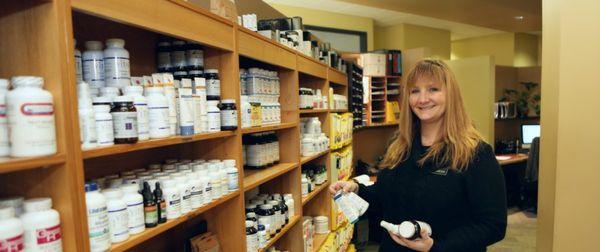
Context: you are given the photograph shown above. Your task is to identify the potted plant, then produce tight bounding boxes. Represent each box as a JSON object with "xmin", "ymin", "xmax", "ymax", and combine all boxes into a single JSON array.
[{"xmin": 500, "ymin": 82, "xmax": 540, "ymax": 118}]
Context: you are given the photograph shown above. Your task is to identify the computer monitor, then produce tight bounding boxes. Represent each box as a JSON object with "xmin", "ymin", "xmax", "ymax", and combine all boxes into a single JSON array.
[{"xmin": 521, "ymin": 124, "xmax": 540, "ymax": 149}]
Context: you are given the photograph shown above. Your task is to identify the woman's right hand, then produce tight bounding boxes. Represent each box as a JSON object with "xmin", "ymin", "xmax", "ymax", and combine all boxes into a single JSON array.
[{"xmin": 329, "ymin": 180, "xmax": 359, "ymax": 195}]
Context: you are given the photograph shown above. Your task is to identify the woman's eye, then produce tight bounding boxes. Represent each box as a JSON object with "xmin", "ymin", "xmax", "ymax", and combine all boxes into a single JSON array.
[
  {"xmin": 410, "ymin": 89, "xmax": 419, "ymax": 94},
  {"xmin": 429, "ymin": 87, "xmax": 440, "ymax": 92}
]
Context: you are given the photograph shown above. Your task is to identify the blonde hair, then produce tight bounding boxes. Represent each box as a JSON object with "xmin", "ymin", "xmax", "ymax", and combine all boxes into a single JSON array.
[{"xmin": 380, "ymin": 59, "xmax": 483, "ymax": 171}]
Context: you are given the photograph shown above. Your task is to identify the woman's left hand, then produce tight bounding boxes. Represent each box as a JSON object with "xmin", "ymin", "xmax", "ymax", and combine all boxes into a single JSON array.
[{"xmin": 388, "ymin": 228, "xmax": 434, "ymax": 252}]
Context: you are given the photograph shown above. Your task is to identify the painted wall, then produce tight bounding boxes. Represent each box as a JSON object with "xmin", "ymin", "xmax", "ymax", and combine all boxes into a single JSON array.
[
  {"xmin": 374, "ymin": 24, "xmax": 451, "ymax": 60},
  {"xmin": 374, "ymin": 25, "xmax": 404, "ymax": 51},
  {"xmin": 514, "ymin": 33, "xmax": 539, "ymax": 67},
  {"xmin": 538, "ymin": 0, "xmax": 600, "ymax": 251},
  {"xmin": 445, "ymin": 56, "xmax": 495, "ymax": 143},
  {"xmin": 451, "ymin": 32, "xmax": 515, "ymax": 66},
  {"xmin": 268, "ymin": 3, "xmax": 375, "ymax": 51}
]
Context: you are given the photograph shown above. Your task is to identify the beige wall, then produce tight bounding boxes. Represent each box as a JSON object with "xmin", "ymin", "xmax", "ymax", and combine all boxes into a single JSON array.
[
  {"xmin": 445, "ymin": 56, "xmax": 495, "ymax": 143},
  {"xmin": 374, "ymin": 23, "xmax": 451, "ymax": 60},
  {"xmin": 269, "ymin": 4, "xmax": 375, "ymax": 51},
  {"xmin": 538, "ymin": 0, "xmax": 600, "ymax": 251},
  {"xmin": 451, "ymin": 32, "xmax": 515, "ymax": 66},
  {"xmin": 514, "ymin": 33, "xmax": 540, "ymax": 67}
]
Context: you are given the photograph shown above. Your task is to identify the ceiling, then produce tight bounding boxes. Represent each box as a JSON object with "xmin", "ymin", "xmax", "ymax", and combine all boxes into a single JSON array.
[{"xmin": 264, "ymin": 0, "xmax": 541, "ymax": 40}]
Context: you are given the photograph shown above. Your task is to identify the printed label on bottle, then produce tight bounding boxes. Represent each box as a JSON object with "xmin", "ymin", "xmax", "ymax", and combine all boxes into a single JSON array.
[
  {"xmin": 75, "ymin": 55, "xmax": 83, "ymax": 82},
  {"xmin": 0, "ymin": 234, "xmax": 24, "ymax": 252},
  {"xmin": 246, "ymin": 145, "xmax": 261, "ymax": 167},
  {"xmin": 186, "ymin": 50, "xmax": 204, "ymax": 68},
  {"xmin": 206, "ymin": 79, "xmax": 220, "ymax": 97},
  {"xmin": 144, "ymin": 205, "xmax": 158, "ymax": 224},
  {"xmin": 107, "ymin": 207, "xmax": 129, "ymax": 241},
  {"xmin": 34, "ymin": 224, "xmax": 62, "ymax": 249},
  {"xmin": 87, "ymin": 205, "xmax": 110, "ymax": 250},
  {"xmin": 257, "ymin": 216, "xmax": 271, "ymax": 234},
  {"xmin": 159, "ymin": 201, "xmax": 167, "ymax": 219},
  {"xmin": 83, "ymin": 58, "xmax": 105, "ymax": 85},
  {"xmin": 228, "ymin": 172, "xmax": 238, "ymax": 190},
  {"xmin": 246, "ymin": 233, "xmax": 258, "ymax": 252},
  {"xmin": 157, "ymin": 52, "xmax": 171, "ymax": 69},
  {"xmin": 127, "ymin": 202, "xmax": 144, "ymax": 231},
  {"xmin": 104, "ymin": 57, "xmax": 131, "ymax": 80},
  {"xmin": 20, "ymin": 103, "xmax": 54, "ymax": 116},
  {"xmin": 95, "ymin": 118, "xmax": 114, "ymax": 145},
  {"xmin": 221, "ymin": 110, "xmax": 237, "ymax": 127},
  {"xmin": 172, "ymin": 51, "xmax": 187, "ymax": 68},
  {"xmin": 148, "ymin": 106, "xmax": 170, "ymax": 136},
  {"xmin": 207, "ymin": 112, "xmax": 220, "ymax": 131},
  {"xmin": 112, "ymin": 111, "xmax": 138, "ymax": 138},
  {"xmin": 134, "ymin": 103, "xmax": 149, "ymax": 138},
  {"xmin": 166, "ymin": 193, "xmax": 181, "ymax": 219}
]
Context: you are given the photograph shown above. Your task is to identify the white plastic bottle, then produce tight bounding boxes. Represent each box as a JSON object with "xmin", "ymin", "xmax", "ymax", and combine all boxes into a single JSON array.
[
  {"xmin": 21, "ymin": 198, "xmax": 62, "ymax": 251},
  {"xmin": 0, "ymin": 196, "xmax": 24, "ymax": 217},
  {"xmin": 0, "ymin": 206, "xmax": 24, "ymax": 252},
  {"xmin": 0, "ymin": 79, "xmax": 9, "ymax": 157},
  {"xmin": 123, "ymin": 86, "xmax": 150, "ymax": 141},
  {"xmin": 208, "ymin": 164, "xmax": 221, "ymax": 200},
  {"xmin": 145, "ymin": 86, "xmax": 170, "ymax": 139},
  {"xmin": 196, "ymin": 170, "xmax": 211, "ymax": 205},
  {"xmin": 193, "ymin": 77, "xmax": 207, "ymax": 133},
  {"xmin": 284, "ymin": 194, "xmax": 294, "ymax": 219},
  {"xmin": 74, "ymin": 39, "xmax": 83, "ymax": 83},
  {"xmin": 7, "ymin": 76, "xmax": 57, "ymax": 157},
  {"xmin": 83, "ymin": 41, "xmax": 105, "ymax": 88},
  {"xmin": 120, "ymin": 184, "xmax": 145, "ymax": 235},
  {"xmin": 188, "ymin": 172, "xmax": 202, "ymax": 209},
  {"xmin": 103, "ymin": 38, "xmax": 131, "ymax": 88},
  {"xmin": 78, "ymin": 82, "xmax": 98, "ymax": 149},
  {"xmin": 93, "ymin": 105, "xmax": 114, "ymax": 146},
  {"xmin": 173, "ymin": 175, "xmax": 191, "ymax": 215},
  {"xmin": 206, "ymin": 100, "xmax": 221, "ymax": 132},
  {"xmin": 101, "ymin": 189, "xmax": 129, "ymax": 244},
  {"xmin": 85, "ymin": 182, "xmax": 110, "ymax": 252},
  {"xmin": 240, "ymin": 95, "xmax": 251, "ymax": 129},
  {"xmin": 99, "ymin": 87, "xmax": 119, "ymax": 101},
  {"xmin": 224, "ymin": 159, "xmax": 239, "ymax": 192},
  {"xmin": 163, "ymin": 84, "xmax": 177, "ymax": 136},
  {"xmin": 161, "ymin": 179, "xmax": 181, "ymax": 220},
  {"xmin": 380, "ymin": 220, "xmax": 432, "ymax": 240}
]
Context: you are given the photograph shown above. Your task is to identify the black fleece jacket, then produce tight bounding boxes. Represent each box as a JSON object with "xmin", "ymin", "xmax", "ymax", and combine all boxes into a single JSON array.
[{"xmin": 358, "ymin": 137, "xmax": 507, "ymax": 252}]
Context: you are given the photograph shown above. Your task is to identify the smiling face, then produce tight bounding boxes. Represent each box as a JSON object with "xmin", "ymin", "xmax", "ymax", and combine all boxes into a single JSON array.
[{"xmin": 408, "ymin": 77, "xmax": 447, "ymax": 125}]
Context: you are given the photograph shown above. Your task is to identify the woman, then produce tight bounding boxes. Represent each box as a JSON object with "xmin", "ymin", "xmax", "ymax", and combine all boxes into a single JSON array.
[{"xmin": 330, "ymin": 59, "xmax": 506, "ymax": 251}]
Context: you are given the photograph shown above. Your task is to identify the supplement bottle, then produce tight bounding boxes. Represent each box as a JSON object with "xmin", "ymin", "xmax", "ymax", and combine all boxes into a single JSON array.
[
  {"xmin": 83, "ymin": 41, "xmax": 105, "ymax": 88},
  {"xmin": 141, "ymin": 182, "xmax": 158, "ymax": 228},
  {"xmin": 163, "ymin": 84, "xmax": 177, "ymax": 136},
  {"xmin": 161, "ymin": 179, "xmax": 181, "ymax": 220},
  {"xmin": 153, "ymin": 182, "xmax": 167, "ymax": 224},
  {"xmin": 240, "ymin": 95, "xmax": 251, "ymax": 129},
  {"xmin": 186, "ymin": 42, "xmax": 204, "ymax": 71},
  {"xmin": 224, "ymin": 159, "xmax": 239, "ymax": 191},
  {"xmin": 100, "ymin": 87, "xmax": 120, "ymax": 102},
  {"xmin": 121, "ymin": 184, "xmax": 145, "ymax": 234},
  {"xmin": 84, "ymin": 182, "xmax": 110, "ymax": 252},
  {"xmin": 257, "ymin": 224, "xmax": 267, "ymax": 249},
  {"xmin": 78, "ymin": 82, "xmax": 98, "ymax": 149},
  {"xmin": 204, "ymin": 69, "xmax": 221, "ymax": 100},
  {"xmin": 145, "ymin": 87, "xmax": 170, "ymax": 139},
  {"xmin": 0, "ymin": 206, "xmax": 24, "ymax": 252},
  {"xmin": 245, "ymin": 220, "xmax": 258, "ymax": 252},
  {"xmin": 111, "ymin": 95, "xmax": 138, "ymax": 144},
  {"xmin": 284, "ymin": 194, "xmax": 294, "ymax": 219},
  {"xmin": 0, "ymin": 196, "xmax": 24, "ymax": 217},
  {"xmin": 21, "ymin": 198, "xmax": 62, "ymax": 251},
  {"xmin": 188, "ymin": 172, "xmax": 202, "ymax": 209},
  {"xmin": 208, "ymin": 164, "xmax": 221, "ymax": 200},
  {"xmin": 156, "ymin": 42, "xmax": 172, "ymax": 73},
  {"xmin": 102, "ymin": 189, "xmax": 129, "ymax": 244},
  {"xmin": 380, "ymin": 220, "xmax": 432, "ymax": 240},
  {"xmin": 103, "ymin": 38, "xmax": 131, "ymax": 88},
  {"xmin": 257, "ymin": 204, "xmax": 275, "ymax": 236},
  {"xmin": 7, "ymin": 76, "xmax": 57, "ymax": 157},
  {"xmin": 219, "ymin": 99, "xmax": 238, "ymax": 130},
  {"xmin": 268, "ymin": 200, "xmax": 282, "ymax": 232},
  {"xmin": 173, "ymin": 175, "xmax": 191, "ymax": 215},
  {"xmin": 170, "ymin": 41, "xmax": 187, "ymax": 71},
  {"xmin": 0, "ymin": 79, "xmax": 9, "ymax": 157},
  {"xmin": 196, "ymin": 170, "xmax": 211, "ymax": 205},
  {"xmin": 123, "ymin": 86, "xmax": 150, "ymax": 141},
  {"xmin": 206, "ymin": 100, "xmax": 221, "ymax": 132},
  {"xmin": 93, "ymin": 105, "xmax": 114, "ymax": 146},
  {"xmin": 246, "ymin": 212, "xmax": 258, "ymax": 228},
  {"xmin": 74, "ymin": 39, "xmax": 83, "ymax": 83}
]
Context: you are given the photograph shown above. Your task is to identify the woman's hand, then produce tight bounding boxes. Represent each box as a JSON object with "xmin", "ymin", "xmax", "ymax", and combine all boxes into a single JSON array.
[
  {"xmin": 388, "ymin": 228, "xmax": 434, "ymax": 252},
  {"xmin": 328, "ymin": 180, "xmax": 358, "ymax": 195}
]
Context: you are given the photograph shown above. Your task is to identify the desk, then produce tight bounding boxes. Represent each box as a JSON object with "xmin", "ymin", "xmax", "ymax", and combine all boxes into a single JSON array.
[{"xmin": 496, "ymin": 153, "xmax": 528, "ymax": 166}]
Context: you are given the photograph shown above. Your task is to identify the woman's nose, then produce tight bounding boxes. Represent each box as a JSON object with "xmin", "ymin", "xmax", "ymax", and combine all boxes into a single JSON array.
[{"xmin": 417, "ymin": 91, "xmax": 429, "ymax": 103}]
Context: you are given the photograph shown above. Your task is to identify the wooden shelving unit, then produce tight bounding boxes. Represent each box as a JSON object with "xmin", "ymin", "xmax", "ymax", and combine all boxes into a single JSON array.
[
  {"xmin": 312, "ymin": 232, "xmax": 330, "ymax": 252},
  {"xmin": 302, "ymin": 181, "xmax": 331, "ymax": 206},
  {"xmin": 365, "ymin": 76, "xmax": 402, "ymax": 125},
  {"xmin": 0, "ymin": 1, "xmax": 348, "ymax": 251}
]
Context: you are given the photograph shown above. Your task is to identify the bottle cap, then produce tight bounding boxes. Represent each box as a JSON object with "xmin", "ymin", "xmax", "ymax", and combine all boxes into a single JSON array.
[
  {"xmin": 259, "ymin": 204, "xmax": 273, "ymax": 210},
  {"xmin": 100, "ymin": 87, "xmax": 120, "ymax": 96},
  {"xmin": 11, "ymin": 76, "xmax": 43, "ymax": 88},
  {"xmin": 120, "ymin": 183, "xmax": 139, "ymax": 193},
  {"xmin": 106, "ymin": 38, "xmax": 125, "ymax": 48},
  {"xmin": 85, "ymin": 182, "xmax": 99, "ymax": 192},
  {"xmin": 205, "ymin": 69, "xmax": 219, "ymax": 74},
  {"xmin": 223, "ymin": 159, "xmax": 236, "ymax": 167},
  {"xmin": 0, "ymin": 79, "xmax": 8, "ymax": 89},
  {"xmin": 123, "ymin": 85, "xmax": 143, "ymax": 95},
  {"xmin": 399, "ymin": 221, "xmax": 418, "ymax": 238},
  {"xmin": 257, "ymin": 224, "xmax": 265, "ymax": 231},
  {"xmin": 0, "ymin": 206, "xmax": 15, "ymax": 219},
  {"xmin": 92, "ymin": 105, "xmax": 110, "ymax": 113},
  {"xmin": 92, "ymin": 96, "xmax": 112, "ymax": 104},
  {"xmin": 85, "ymin": 40, "xmax": 103, "ymax": 50},
  {"xmin": 221, "ymin": 99, "xmax": 236, "ymax": 104},
  {"xmin": 101, "ymin": 188, "xmax": 124, "ymax": 199},
  {"xmin": 23, "ymin": 198, "xmax": 53, "ymax": 212}
]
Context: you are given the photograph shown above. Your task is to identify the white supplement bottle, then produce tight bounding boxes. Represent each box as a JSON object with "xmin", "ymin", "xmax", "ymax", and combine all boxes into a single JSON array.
[
  {"xmin": 21, "ymin": 198, "xmax": 62, "ymax": 252},
  {"xmin": 74, "ymin": 39, "xmax": 83, "ymax": 83},
  {"xmin": 103, "ymin": 38, "xmax": 131, "ymax": 88},
  {"xmin": 0, "ymin": 79, "xmax": 9, "ymax": 157},
  {"xmin": 161, "ymin": 179, "xmax": 181, "ymax": 220},
  {"xmin": 99, "ymin": 87, "xmax": 119, "ymax": 101},
  {"xmin": 206, "ymin": 100, "xmax": 221, "ymax": 132},
  {"xmin": 284, "ymin": 194, "xmax": 294, "ymax": 219},
  {"xmin": 145, "ymin": 86, "xmax": 170, "ymax": 139},
  {"xmin": 173, "ymin": 175, "xmax": 191, "ymax": 215},
  {"xmin": 7, "ymin": 76, "xmax": 57, "ymax": 157},
  {"xmin": 84, "ymin": 182, "xmax": 110, "ymax": 252},
  {"xmin": 196, "ymin": 170, "xmax": 211, "ymax": 205},
  {"xmin": 0, "ymin": 196, "xmax": 24, "ymax": 217},
  {"xmin": 83, "ymin": 41, "xmax": 105, "ymax": 88},
  {"xmin": 163, "ymin": 84, "xmax": 177, "ymax": 136},
  {"xmin": 193, "ymin": 77, "xmax": 207, "ymax": 133},
  {"xmin": 188, "ymin": 172, "xmax": 202, "ymax": 209},
  {"xmin": 224, "ymin": 159, "xmax": 239, "ymax": 191},
  {"xmin": 120, "ymin": 184, "xmax": 145, "ymax": 235},
  {"xmin": 93, "ymin": 105, "xmax": 114, "ymax": 146},
  {"xmin": 78, "ymin": 82, "xmax": 98, "ymax": 149},
  {"xmin": 101, "ymin": 189, "xmax": 129, "ymax": 244},
  {"xmin": 240, "ymin": 95, "xmax": 251, "ymax": 129},
  {"xmin": 208, "ymin": 164, "xmax": 221, "ymax": 200},
  {"xmin": 123, "ymin": 86, "xmax": 150, "ymax": 141},
  {"xmin": 0, "ymin": 206, "xmax": 24, "ymax": 252}
]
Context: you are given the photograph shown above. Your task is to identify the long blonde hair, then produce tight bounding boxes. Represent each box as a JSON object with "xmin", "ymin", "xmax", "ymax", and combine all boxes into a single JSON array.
[{"xmin": 380, "ymin": 59, "xmax": 483, "ymax": 171}]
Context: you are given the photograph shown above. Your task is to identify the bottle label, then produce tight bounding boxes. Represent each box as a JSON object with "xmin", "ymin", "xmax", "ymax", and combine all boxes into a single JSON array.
[
  {"xmin": 0, "ymin": 234, "xmax": 24, "ymax": 252},
  {"xmin": 87, "ymin": 205, "xmax": 110, "ymax": 250},
  {"xmin": 75, "ymin": 54, "xmax": 83, "ymax": 82},
  {"xmin": 178, "ymin": 89, "xmax": 195, "ymax": 136},
  {"xmin": 144, "ymin": 204, "xmax": 158, "ymax": 224},
  {"xmin": 107, "ymin": 208, "xmax": 129, "ymax": 240},
  {"xmin": 207, "ymin": 111, "xmax": 220, "ymax": 132},
  {"xmin": 104, "ymin": 57, "xmax": 131, "ymax": 81},
  {"xmin": 8, "ymin": 99, "xmax": 56, "ymax": 155},
  {"xmin": 83, "ymin": 58, "xmax": 105, "ymax": 87},
  {"xmin": 127, "ymin": 202, "xmax": 145, "ymax": 231},
  {"xmin": 246, "ymin": 233, "xmax": 258, "ymax": 252},
  {"xmin": 32, "ymin": 224, "xmax": 62, "ymax": 250},
  {"xmin": 112, "ymin": 111, "xmax": 138, "ymax": 138},
  {"xmin": 257, "ymin": 216, "xmax": 272, "ymax": 235},
  {"xmin": 246, "ymin": 145, "xmax": 261, "ymax": 167},
  {"xmin": 20, "ymin": 103, "xmax": 54, "ymax": 116},
  {"xmin": 186, "ymin": 49, "xmax": 204, "ymax": 68},
  {"xmin": 172, "ymin": 51, "xmax": 186, "ymax": 68},
  {"xmin": 227, "ymin": 172, "xmax": 238, "ymax": 191},
  {"xmin": 159, "ymin": 201, "xmax": 167, "ymax": 219},
  {"xmin": 133, "ymin": 102, "xmax": 149, "ymax": 139},
  {"xmin": 206, "ymin": 79, "xmax": 220, "ymax": 97},
  {"xmin": 166, "ymin": 193, "xmax": 181, "ymax": 219},
  {"xmin": 95, "ymin": 118, "xmax": 114, "ymax": 145},
  {"xmin": 157, "ymin": 52, "xmax": 171, "ymax": 70},
  {"xmin": 148, "ymin": 105, "xmax": 170, "ymax": 137},
  {"xmin": 221, "ymin": 110, "xmax": 237, "ymax": 127}
]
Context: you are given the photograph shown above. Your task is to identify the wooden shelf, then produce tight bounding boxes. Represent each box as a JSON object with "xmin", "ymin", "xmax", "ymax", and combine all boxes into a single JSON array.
[
  {"xmin": 110, "ymin": 190, "xmax": 240, "ymax": 252},
  {"xmin": 328, "ymin": 67, "xmax": 348, "ymax": 86},
  {"xmin": 243, "ymin": 163, "xmax": 298, "ymax": 191},
  {"xmin": 259, "ymin": 215, "xmax": 301, "ymax": 252},
  {"xmin": 241, "ymin": 122, "xmax": 297, "ymax": 134},
  {"xmin": 302, "ymin": 181, "xmax": 330, "ymax": 206},
  {"xmin": 297, "ymin": 54, "xmax": 327, "ymax": 79},
  {"xmin": 312, "ymin": 232, "xmax": 330, "ymax": 252},
  {"xmin": 300, "ymin": 109, "xmax": 329, "ymax": 114},
  {"xmin": 301, "ymin": 150, "xmax": 329, "ymax": 165},
  {"xmin": 0, "ymin": 154, "xmax": 67, "ymax": 174},
  {"xmin": 330, "ymin": 109, "xmax": 349, "ymax": 113},
  {"xmin": 82, "ymin": 131, "xmax": 236, "ymax": 159},
  {"xmin": 237, "ymin": 27, "xmax": 297, "ymax": 70}
]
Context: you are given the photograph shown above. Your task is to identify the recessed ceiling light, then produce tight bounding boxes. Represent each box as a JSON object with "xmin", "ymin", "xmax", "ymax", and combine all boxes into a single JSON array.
[{"xmin": 514, "ymin": 16, "xmax": 524, "ymax": 21}]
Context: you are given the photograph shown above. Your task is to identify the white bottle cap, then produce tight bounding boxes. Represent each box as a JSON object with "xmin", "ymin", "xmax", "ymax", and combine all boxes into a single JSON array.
[
  {"xmin": 120, "ymin": 183, "xmax": 139, "ymax": 193},
  {"xmin": 0, "ymin": 206, "xmax": 15, "ymax": 219},
  {"xmin": 93, "ymin": 105, "xmax": 110, "ymax": 113},
  {"xmin": 23, "ymin": 198, "xmax": 53, "ymax": 212},
  {"xmin": 100, "ymin": 87, "xmax": 120, "ymax": 96},
  {"xmin": 221, "ymin": 99, "xmax": 236, "ymax": 104},
  {"xmin": 0, "ymin": 196, "xmax": 24, "ymax": 209},
  {"xmin": 102, "ymin": 188, "xmax": 124, "ymax": 199},
  {"xmin": 92, "ymin": 96, "xmax": 112, "ymax": 104},
  {"xmin": 259, "ymin": 204, "xmax": 272, "ymax": 210},
  {"xmin": 85, "ymin": 40, "xmax": 103, "ymax": 50},
  {"xmin": 106, "ymin": 38, "xmax": 125, "ymax": 48},
  {"xmin": 223, "ymin": 159, "xmax": 236, "ymax": 167},
  {"xmin": 0, "ymin": 79, "xmax": 8, "ymax": 89},
  {"xmin": 398, "ymin": 221, "xmax": 417, "ymax": 238},
  {"xmin": 207, "ymin": 100, "xmax": 219, "ymax": 106},
  {"xmin": 113, "ymin": 95, "xmax": 133, "ymax": 103},
  {"xmin": 11, "ymin": 76, "xmax": 43, "ymax": 88}
]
